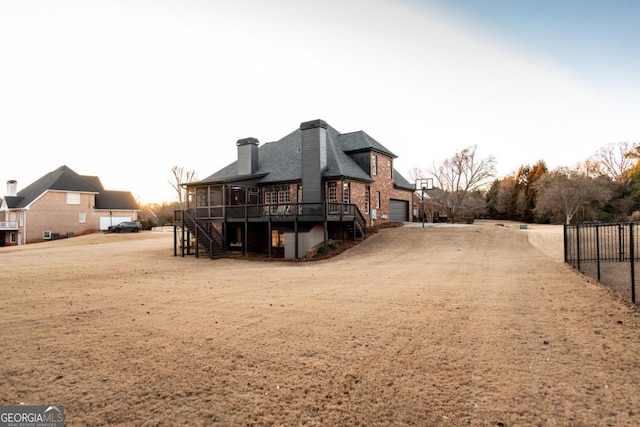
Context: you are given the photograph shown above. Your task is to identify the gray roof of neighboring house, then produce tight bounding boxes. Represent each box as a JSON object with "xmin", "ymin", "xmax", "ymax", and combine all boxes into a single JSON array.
[
  {"xmin": 95, "ymin": 191, "xmax": 139, "ymax": 210},
  {"xmin": 199, "ymin": 121, "xmax": 411, "ymax": 189},
  {"xmin": 3, "ymin": 165, "xmax": 139, "ymax": 210}
]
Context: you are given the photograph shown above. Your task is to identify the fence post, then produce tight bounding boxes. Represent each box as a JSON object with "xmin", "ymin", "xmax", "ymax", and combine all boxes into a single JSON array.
[
  {"xmin": 619, "ymin": 224, "xmax": 624, "ymax": 262},
  {"xmin": 564, "ymin": 224, "xmax": 568, "ymax": 263},
  {"xmin": 576, "ymin": 224, "xmax": 581, "ymax": 272},
  {"xmin": 596, "ymin": 224, "xmax": 601, "ymax": 281},
  {"xmin": 630, "ymin": 224, "xmax": 636, "ymax": 304}
]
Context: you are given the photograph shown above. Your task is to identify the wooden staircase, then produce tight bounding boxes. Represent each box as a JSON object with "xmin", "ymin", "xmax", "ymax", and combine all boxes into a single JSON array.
[
  {"xmin": 345, "ymin": 207, "xmax": 366, "ymax": 240},
  {"xmin": 182, "ymin": 212, "xmax": 227, "ymax": 259}
]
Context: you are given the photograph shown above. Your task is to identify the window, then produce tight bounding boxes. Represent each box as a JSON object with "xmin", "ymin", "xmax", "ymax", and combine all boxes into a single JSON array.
[
  {"xmin": 271, "ymin": 228, "xmax": 285, "ymax": 247},
  {"xmin": 375, "ymin": 191, "xmax": 381, "ymax": 209},
  {"xmin": 278, "ymin": 189, "xmax": 290, "ymax": 204},
  {"xmin": 265, "ymin": 191, "xmax": 276, "ymax": 205},
  {"xmin": 67, "ymin": 192, "xmax": 80, "ymax": 205},
  {"xmin": 328, "ymin": 182, "xmax": 338, "ymax": 214},
  {"xmin": 372, "ymin": 154, "xmax": 378, "ymax": 176},
  {"xmin": 265, "ymin": 190, "xmax": 277, "ymax": 214},
  {"xmin": 277, "ymin": 189, "xmax": 291, "ymax": 215},
  {"xmin": 10, "ymin": 232, "xmax": 16, "ymax": 243},
  {"xmin": 43, "ymin": 230, "xmax": 51, "ymax": 240},
  {"xmin": 387, "ymin": 159, "xmax": 392, "ymax": 178},
  {"xmin": 342, "ymin": 183, "xmax": 350, "ymax": 204},
  {"xmin": 342, "ymin": 182, "xmax": 350, "ymax": 213},
  {"xmin": 79, "ymin": 213, "xmax": 86, "ymax": 223},
  {"xmin": 328, "ymin": 182, "xmax": 338, "ymax": 202},
  {"xmin": 230, "ymin": 186, "xmax": 245, "ymax": 205},
  {"xmin": 364, "ymin": 186, "xmax": 370, "ymax": 214}
]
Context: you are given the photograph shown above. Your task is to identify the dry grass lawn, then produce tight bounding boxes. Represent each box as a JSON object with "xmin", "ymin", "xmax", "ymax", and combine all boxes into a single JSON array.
[{"xmin": 2, "ymin": 220, "xmax": 640, "ymax": 426}]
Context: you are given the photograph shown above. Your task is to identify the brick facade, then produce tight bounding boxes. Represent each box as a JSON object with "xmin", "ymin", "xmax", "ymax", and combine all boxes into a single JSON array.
[
  {"xmin": 8, "ymin": 191, "xmax": 136, "ymax": 245},
  {"xmin": 321, "ymin": 151, "xmax": 413, "ymax": 224}
]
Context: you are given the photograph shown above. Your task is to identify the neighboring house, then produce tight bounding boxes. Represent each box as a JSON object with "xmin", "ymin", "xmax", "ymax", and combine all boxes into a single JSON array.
[
  {"xmin": 175, "ymin": 119, "xmax": 415, "ymax": 259},
  {"xmin": 0, "ymin": 165, "xmax": 139, "ymax": 246}
]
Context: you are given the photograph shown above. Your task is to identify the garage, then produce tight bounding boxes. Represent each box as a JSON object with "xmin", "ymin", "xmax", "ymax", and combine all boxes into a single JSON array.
[
  {"xmin": 390, "ymin": 199, "xmax": 409, "ymax": 222},
  {"xmin": 100, "ymin": 216, "xmax": 131, "ymax": 231}
]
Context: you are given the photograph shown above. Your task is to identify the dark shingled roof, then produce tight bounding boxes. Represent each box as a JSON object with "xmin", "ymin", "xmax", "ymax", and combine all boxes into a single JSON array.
[
  {"xmin": 199, "ymin": 121, "xmax": 409, "ymax": 188},
  {"xmin": 338, "ymin": 130, "xmax": 397, "ymax": 157},
  {"xmin": 393, "ymin": 168, "xmax": 415, "ymax": 191},
  {"xmin": 3, "ymin": 165, "xmax": 138, "ymax": 210},
  {"xmin": 95, "ymin": 191, "xmax": 139, "ymax": 210}
]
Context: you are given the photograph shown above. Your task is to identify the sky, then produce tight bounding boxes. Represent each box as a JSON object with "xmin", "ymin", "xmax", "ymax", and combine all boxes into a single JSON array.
[{"xmin": 1, "ymin": 0, "xmax": 639, "ymax": 204}]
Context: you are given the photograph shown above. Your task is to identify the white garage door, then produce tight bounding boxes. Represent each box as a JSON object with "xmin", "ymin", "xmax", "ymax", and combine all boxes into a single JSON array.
[{"xmin": 100, "ymin": 216, "xmax": 131, "ymax": 231}]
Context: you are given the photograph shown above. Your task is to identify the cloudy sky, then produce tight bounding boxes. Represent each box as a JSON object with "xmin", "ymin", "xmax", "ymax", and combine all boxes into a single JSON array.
[{"xmin": 1, "ymin": 0, "xmax": 638, "ymax": 204}]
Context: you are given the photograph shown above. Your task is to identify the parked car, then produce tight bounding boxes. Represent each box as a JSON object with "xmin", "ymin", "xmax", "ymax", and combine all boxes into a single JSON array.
[{"xmin": 108, "ymin": 221, "xmax": 142, "ymax": 233}]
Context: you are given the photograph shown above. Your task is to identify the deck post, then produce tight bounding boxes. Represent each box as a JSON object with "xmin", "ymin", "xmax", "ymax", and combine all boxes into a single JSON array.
[
  {"xmin": 323, "ymin": 202, "xmax": 328, "ymax": 254},
  {"xmin": 244, "ymin": 205, "xmax": 248, "ymax": 257},
  {"xmin": 173, "ymin": 225, "xmax": 177, "ymax": 256},
  {"xmin": 181, "ymin": 224, "xmax": 186, "ymax": 257},
  {"xmin": 295, "ymin": 215, "xmax": 299, "ymax": 259},
  {"xmin": 268, "ymin": 219, "xmax": 272, "ymax": 259}
]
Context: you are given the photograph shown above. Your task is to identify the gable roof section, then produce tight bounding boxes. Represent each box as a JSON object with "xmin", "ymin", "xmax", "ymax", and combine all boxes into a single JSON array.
[
  {"xmin": 4, "ymin": 165, "xmax": 138, "ymax": 210},
  {"xmin": 324, "ymin": 125, "xmax": 373, "ymax": 182}
]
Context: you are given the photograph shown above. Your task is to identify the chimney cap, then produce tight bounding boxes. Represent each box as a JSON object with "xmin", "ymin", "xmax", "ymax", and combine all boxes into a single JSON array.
[
  {"xmin": 300, "ymin": 119, "xmax": 327, "ymax": 131},
  {"xmin": 236, "ymin": 137, "xmax": 259, "ymax": 146}
]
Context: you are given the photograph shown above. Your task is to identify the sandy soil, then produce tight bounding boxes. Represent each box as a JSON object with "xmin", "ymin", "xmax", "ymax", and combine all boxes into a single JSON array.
[{"xmin": 2, "ymin": 220, "xmax": 640, "ymax": 426}]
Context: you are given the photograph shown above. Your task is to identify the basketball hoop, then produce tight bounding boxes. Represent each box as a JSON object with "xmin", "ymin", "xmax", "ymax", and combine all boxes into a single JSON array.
[
  {"xmin": 415, "ymin": 178, "xmax": 433, "ymax": 191},
  {"xmin": 415, "ymin": 178, "xmax": 433, "ymax": 228}
]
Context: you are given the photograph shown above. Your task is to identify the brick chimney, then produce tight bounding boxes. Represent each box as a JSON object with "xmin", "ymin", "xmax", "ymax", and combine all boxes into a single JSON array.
[
  {"xmin": 236, "ymin": 137, "xmax": 259, "ymax": 175},
  {"xmin": 6, "ymin": 180, "xmax": 17, "ymax": 197},
  {"xmin": 300, "ymin": 119, "xmax": 328, "ymax": 203}
]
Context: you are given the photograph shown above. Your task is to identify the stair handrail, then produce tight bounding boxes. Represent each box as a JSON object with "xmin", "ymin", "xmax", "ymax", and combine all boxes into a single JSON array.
[
  {"xmin": 353, "ymin": 205, "xmax": 366, "ymax": 235},
  {"xmin": 182, "ymin": 210, "xmax": 225, "ymax": 257}
]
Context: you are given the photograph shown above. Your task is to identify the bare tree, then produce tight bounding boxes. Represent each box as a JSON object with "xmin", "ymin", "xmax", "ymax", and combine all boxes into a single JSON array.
[
  {"xmin": 588, "ymin": 142, "xmax": 636, "ymax": 183},
  {"xmin": 533, "ymin": 168, "xmax": 613, "ymax": 224},
  {"xmin": 169, "ymin": 166, "xmax": 198, "ymax": 210},
  {"xmin": 423, "ymin": 145, "xmax": 496, "ymax": 218}
]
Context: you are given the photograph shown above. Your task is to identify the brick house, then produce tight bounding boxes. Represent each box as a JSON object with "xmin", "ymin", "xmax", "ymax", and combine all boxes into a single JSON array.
[
  {"xmin": 175, "ymin": 119, "xmax": 415, "ymax": 259},
  {"xmin": 0, "ymin": 165, "xmax": 139, "ymax": 246}
]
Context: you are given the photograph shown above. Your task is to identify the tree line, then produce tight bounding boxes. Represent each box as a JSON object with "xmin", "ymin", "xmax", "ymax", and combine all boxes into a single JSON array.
[{"xmin": 414, "ymin": 142, "xmax": 640, "ymax": 225}]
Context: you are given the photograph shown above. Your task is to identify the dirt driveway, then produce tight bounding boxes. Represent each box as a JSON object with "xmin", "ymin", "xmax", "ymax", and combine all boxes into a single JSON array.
[{"xmin": 1, "ymin": 220, "xmax": 639, "ymax": 426}]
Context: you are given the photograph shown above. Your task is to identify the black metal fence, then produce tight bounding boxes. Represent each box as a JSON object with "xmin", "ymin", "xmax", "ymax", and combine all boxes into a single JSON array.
[{"xmin": 564, "ymin": 222, "xmax": 640, "ymax": 304}]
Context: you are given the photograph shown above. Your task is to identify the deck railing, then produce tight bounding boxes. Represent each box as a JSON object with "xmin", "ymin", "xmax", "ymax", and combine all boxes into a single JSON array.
[
  {"xmin": 186, "ymin": 202, "xmax": 361, "ymax": 222},
  {"xmin": 0, "ymin": 221, "xmax": 18, "ymax": 230},
  {"xmin": 176, "ymin": 202, "xmax": 366, "ymax": 235}
]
